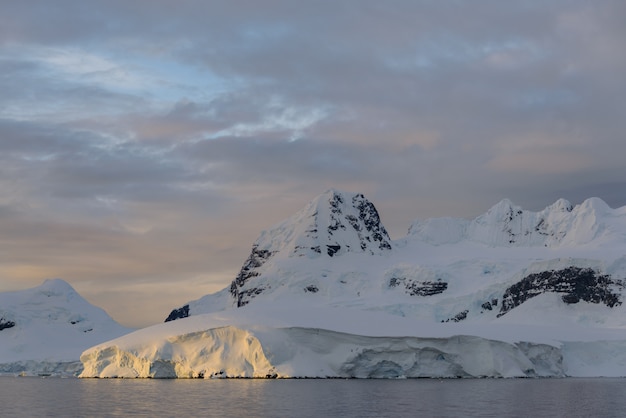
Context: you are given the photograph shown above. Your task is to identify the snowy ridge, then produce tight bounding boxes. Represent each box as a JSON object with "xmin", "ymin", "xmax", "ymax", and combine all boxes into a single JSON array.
[
  {"xmin": 83, "ymin": 191, "xmax": 626, "ymax": 378},
  {"xmin": 0, "ymin": 279, "xmax": 131, "ymax": 376},
  {"xmin": 409, "ymin": 197, "xmax": 625, "ymax": 247}
]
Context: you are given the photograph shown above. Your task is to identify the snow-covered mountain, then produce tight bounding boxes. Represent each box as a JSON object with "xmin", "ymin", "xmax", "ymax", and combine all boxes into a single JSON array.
[
  {"xmin": 0, "ymin": 279, "xmax": 131, "ymax": 376},
  {"xmin": 409, "ymin": 196, "xmax": 619, "ymax": 248},
  {"xmin": 166, "ymin": 190, "xmax": 626, "ymax": 323},
  {"xmin": 165, "ymin": 189, "xmax": 393, "ymax": 319},
  {"xmin": 81, "ymin": 190, "xmax": 626, "ymax": 378}
]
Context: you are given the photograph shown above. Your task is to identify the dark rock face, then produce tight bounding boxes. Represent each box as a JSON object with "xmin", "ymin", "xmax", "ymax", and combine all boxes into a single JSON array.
[
  {"xmin": 229, "ymin": 246, "xmax": 274, "ymax": 307},
  {"xmin": 389, "ymin": 277, "xmax": 448, "ymax": 296},
  {"xmin": 480, "ymin": 299, "xmax": 498, "ymax": 311},
  {"xmin": 498, "ymin": 267, "xmax": 624, "ymax": 317},
  {"xmin": 0, "ymin": 317, "xmax": 16, "ymax": 330},
  {"xmin": 304, "ymin": 285, "xmax": 319, "ymax": 293},
  {"xmin": 349, "ymin": 194, "xmax": 393, "ymax": 252},
  {"xmin": 442, "ymin": 310, "xmax": 469, "ymax": 323},
  {"xmin": 164, "ymin": 304, "xmax": 190, "ymax": 322},
  {"xmin": 323, "ymin": 192, "xmax": 392, "ymax": 256},
  {"xmin": 326, "ymin": 245, "xmax": 341, "ymax": 257},
  {"xmin": 234, "ymin": 287, "xmax": 265, "ymax": 307}
]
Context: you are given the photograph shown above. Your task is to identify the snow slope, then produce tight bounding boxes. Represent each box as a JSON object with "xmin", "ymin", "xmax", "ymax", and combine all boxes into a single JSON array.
[
  {"xmin": 0, "ymin": 279, "xmax": 131, "ymax": 376},
  {"xmin": 82, "ymin": 190, "xmax": 626, "ymax": 378}
]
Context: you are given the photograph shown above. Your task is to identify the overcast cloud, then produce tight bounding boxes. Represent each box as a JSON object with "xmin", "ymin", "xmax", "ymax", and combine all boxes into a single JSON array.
[{"xmin": 1, "ymin": 1, "xmax": 625, "ymax": 327}]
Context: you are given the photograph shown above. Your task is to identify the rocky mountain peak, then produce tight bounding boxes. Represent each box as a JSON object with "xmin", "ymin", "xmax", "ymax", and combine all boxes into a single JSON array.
[
  {"xmin": 307, "ymin": 189, "xmax": 392, "ymax": 257},
  {"xmin": 251, "ymin": 189, "xmax": 392, "ymax": 260},
  {"xmin": 228, "ymin": 189, "xmax": 392, "ymax": 307}
]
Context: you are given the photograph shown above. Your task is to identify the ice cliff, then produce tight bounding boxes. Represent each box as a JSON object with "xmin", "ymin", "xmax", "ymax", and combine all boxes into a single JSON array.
[
  {"xmin": 81, "ymin": 326, "xmax": 567, "ymax": 379},
  {"xmin": 80, "ymin": 306, "xmax": 626, "ymax": 378}
]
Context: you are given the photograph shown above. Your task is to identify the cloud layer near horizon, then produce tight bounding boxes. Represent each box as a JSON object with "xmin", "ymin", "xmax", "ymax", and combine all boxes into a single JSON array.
[{"xmin": 1, "ymin": 1, "xmax": 625, "ymax": 327}]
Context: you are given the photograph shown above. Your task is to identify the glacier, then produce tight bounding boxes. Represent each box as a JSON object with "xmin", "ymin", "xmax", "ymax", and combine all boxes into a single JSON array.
[
  {"xmin": 82, "ymin": 326, "xmax": 566, "ymax": 379},
  {"xmin": 80, "ymin": 303, "xmax": 626, "ymax": 378},
  {"xmin": 80, "ymin": 190, "xmax": 626, "ymax": 378}
]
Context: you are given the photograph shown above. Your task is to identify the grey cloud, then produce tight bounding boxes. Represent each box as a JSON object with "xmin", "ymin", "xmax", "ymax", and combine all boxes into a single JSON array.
[{"xmin": 2, "ymin": 0, "xmax": 626, "ymax": 327}]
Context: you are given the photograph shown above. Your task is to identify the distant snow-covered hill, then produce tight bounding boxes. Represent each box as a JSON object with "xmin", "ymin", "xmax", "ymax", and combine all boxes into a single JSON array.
[
  {"xmin": 0, "ymin": 279, "xmax": 131, "ymax": 376},
  {"xmin": 409, "ymin": 196, "xmax": 620, "ymax": 248},
  {"xmin": 81, "ymin": 190, "xmax": 626, "ymax": 378}
]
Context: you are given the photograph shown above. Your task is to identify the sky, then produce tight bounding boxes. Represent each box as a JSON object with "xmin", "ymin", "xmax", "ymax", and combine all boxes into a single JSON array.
[{"xmin": 1, "ymin": 0, "xmax": 625, "ymax": 328}]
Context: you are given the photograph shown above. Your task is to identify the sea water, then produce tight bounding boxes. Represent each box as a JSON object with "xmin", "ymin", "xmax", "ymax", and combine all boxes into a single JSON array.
[{"xmin": 1, "ymin": 377, "xmax": 624, "ymax": 417}]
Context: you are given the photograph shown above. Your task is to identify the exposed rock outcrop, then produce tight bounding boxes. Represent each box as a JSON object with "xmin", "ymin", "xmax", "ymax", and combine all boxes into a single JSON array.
[{"xmin": 498, "ymin": 267, "xmax": 624, "ymax": 317}]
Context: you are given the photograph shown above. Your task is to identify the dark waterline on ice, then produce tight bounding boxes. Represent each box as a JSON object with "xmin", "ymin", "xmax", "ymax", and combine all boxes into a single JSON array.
[{"xmin": 1, "ymin": 377, "xmax": 625, "ymax": 417}]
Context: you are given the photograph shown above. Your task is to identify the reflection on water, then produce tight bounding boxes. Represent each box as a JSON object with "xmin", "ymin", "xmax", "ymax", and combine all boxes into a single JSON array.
[{"xmin": 1, "ymin": 377, "xmax": 625, "ymax": 417}]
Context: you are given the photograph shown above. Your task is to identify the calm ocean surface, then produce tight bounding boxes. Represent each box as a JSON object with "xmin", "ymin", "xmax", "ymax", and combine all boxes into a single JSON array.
[{"xmin": 1, "ymin": 377, "xmax": 625, "ymax": 417}]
